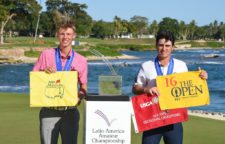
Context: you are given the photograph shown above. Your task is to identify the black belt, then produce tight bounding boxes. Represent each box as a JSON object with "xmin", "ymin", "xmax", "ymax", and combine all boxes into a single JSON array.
[{"xmin": 46, "ymin": 106, "xmax": 76, "ymax": 111}]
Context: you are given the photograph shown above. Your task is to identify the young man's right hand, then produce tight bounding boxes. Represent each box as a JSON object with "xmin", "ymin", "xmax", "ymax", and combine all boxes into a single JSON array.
[
  {"xmin": 44, "ymin": 67, "xmax": 56, "ymax": 74},
  {"xmin": 145, "ymin": 87, "xmax": 160, "ymax": 96}
]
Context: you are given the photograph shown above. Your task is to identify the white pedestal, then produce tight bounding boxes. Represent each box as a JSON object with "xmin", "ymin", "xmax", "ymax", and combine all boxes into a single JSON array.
[{"xmin": 84, "ymin": 95, "xmax": 131, "ymax": 144}]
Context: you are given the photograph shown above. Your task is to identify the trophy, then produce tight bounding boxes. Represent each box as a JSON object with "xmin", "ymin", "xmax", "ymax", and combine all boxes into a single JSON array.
[{"xmin": 90, "ymin": 49, "xmax": 122, "ymax": 96}]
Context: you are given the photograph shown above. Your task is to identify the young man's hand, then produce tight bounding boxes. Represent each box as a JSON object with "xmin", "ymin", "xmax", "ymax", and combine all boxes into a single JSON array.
[
  {"xmin": 44, "ymin": 67, "xmax": 56, "ymax": 74},
  {"xmin": 198, "ymin": 67, "xmax": 208, "ymax": 80}
]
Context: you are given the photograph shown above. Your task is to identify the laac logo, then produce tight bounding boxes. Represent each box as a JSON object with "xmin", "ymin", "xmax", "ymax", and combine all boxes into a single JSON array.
[
  {"xmin": 140, "ymin": 97, "xmax": 158, "ymax": 108},
  {"xmin": 44, "ymin": 79, "xmax": 64, "ymax": 99},
  {"xmin": 95, "ymin": 109, "xmax": 117, "ymax": 127}
]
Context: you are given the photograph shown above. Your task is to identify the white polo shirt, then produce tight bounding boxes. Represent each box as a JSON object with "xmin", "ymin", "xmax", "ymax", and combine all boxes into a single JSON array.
[{"xmin": 135, "ymin": 58, "xmax": 188, "ymax": 87}]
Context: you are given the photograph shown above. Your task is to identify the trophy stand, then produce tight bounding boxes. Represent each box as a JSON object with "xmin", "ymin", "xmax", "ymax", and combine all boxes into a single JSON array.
[{"xmin": 84, "ymin": 49, "xmax": 131, "ymax": 144}]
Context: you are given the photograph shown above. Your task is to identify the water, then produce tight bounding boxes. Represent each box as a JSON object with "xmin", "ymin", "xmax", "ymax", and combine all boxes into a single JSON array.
[{"xmin": 0, "ymin": 48, "xmax": 225, "ymax": 113}]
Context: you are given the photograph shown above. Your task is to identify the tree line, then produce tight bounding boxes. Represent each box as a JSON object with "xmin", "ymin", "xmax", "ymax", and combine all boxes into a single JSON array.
[{"xmin": 1, "ymin": 0, "xmax": 225, "ymax": 44}]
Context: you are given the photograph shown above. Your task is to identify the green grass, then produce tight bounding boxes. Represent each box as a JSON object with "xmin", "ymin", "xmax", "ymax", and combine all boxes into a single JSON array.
[
  {"xmin": 0, "ymin": 93, "xmax": 40, "ymax": 144},
  {"xmin": 0, "ymin": 93, "xmax": 225, "ymax": 144},
  {"xmin": 2, "ymin": 37, "xmax": 225, "ymax": 58},
  {"xmin": 183, "ymin": 116, "xmax": 225, "ymax": 144},
  {"xmin": 1, "ymin": 37, "xmax": 155, "ymax": 48},
  {"xmin": 24, "ymin": 50, "xmax": 41, "ymax": 57},
  {"xmin": 3, "ymin": 37, "xmax": 56, "ymax": 47},
  {"xmin": 24, "ymin": 45, "xmax": 122, "ymax": 57},
  {"xmin": 1, "ymin": 37, "xmax": 225, "ymax": 50},
  {"xmin": 190, "ymin": 41, "xmax": 225, "ymax": 48},
  {"xmin": 77, "ymin": 37, "xmax": 155, "ymax": 46},
  {"xmin": 96, "ymin": 44, "xmax": 155, "ymax": 51},
  {"xmin": 76, "ymin": 45, "xmax": 122, "ymax": 57}
]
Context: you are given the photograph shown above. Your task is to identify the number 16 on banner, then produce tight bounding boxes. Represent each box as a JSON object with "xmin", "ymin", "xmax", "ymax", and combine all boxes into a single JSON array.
[{"xmin": 156, "ymin": 71, "xmax": 210, "ymax": 110}]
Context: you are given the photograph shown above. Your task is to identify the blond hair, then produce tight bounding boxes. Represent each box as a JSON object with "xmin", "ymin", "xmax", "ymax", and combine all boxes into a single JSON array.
[{"xmin": 57, "ymin": 21, "xmax": 76, "ymax": 33}]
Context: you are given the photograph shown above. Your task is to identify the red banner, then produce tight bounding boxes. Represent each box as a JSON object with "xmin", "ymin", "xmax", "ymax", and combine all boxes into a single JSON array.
[{"xmin": 131, "ymin": 94, "xmax": 188, "ymax": 133}]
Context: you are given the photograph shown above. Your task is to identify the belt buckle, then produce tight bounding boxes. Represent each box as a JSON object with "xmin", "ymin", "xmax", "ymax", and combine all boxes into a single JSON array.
[
  {"xmin": 54, "ymin": 106, "xmax": 75, "ymax": 111},
  {"xmin": 58, "ymin": 106, "xmax": 66, "ymax": 111},
  {"xmin": 47, "ymin": 107, "xmax": 66, "ymax": 111}
]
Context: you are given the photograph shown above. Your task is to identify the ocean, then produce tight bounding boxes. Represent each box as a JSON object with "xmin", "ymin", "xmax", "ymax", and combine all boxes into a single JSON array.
[{"xmin": 0, "ymin": 48, "xmax": 224, "ymax": 113}]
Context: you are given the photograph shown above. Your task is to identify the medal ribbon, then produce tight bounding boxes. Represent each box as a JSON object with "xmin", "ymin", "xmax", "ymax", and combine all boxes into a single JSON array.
[
  {"xmin": 154, "ymin": 57, "xmax": 174, "ymax": 76},
  {"xmin": 55, "ymin": 48, "xmax": 74, "ymax": 71}
]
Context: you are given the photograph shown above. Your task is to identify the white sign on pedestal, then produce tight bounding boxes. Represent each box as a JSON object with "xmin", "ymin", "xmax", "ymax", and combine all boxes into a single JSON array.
[{"xmin": 85, "ymin": 101, "xmax": 131, "ymax": 144}]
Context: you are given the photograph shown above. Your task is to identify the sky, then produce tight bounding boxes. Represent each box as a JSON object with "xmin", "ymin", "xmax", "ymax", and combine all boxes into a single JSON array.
[{"xmin": 40, "ymin": 0, "xmax": 225, "ymax": 26}]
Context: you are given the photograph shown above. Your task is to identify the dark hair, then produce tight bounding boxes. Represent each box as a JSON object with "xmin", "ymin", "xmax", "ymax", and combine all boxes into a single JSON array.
[
  {"xmin": 57, "ymin": 21, "xmax": 76, "ymax": 33},
  {"xmin": 156, "ymin": 30, "xmax": 175, "ymax": 46}
]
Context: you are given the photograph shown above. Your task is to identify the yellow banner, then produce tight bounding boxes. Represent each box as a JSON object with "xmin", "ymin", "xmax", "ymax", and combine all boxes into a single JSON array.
[
  {"xmin": 30, "ymin": 71, "xmax": 78, "ymax": 107},
  {"xmin": 156, "ymin": 71, "xmax": 210, "ymax": 110}
]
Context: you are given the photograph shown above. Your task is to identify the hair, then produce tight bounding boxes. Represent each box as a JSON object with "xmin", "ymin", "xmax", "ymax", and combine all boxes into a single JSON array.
[
  {"xmin": 156, "ymin": 30, "xmax": 175, "ymax": 46},
  {"xmin": 57, "ymin": 21, "xmax": 76, "ymax": 33}
]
